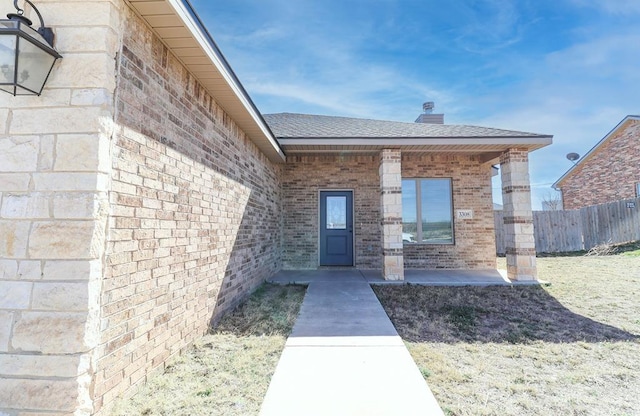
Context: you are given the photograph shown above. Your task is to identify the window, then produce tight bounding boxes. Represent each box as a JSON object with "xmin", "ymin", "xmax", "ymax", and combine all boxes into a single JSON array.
[
  {"xmin": 402, "ymin": 178, "xmax": 454, "ymax": 244},
  {"xmin": 637, "ymin": 183, "xmax": 640, "ymax": 198}
]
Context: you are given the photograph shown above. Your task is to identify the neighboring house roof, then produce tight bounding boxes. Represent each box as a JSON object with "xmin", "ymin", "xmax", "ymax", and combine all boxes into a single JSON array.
[
  {"xmin": 264, "ymin": 113, "xmax": 552, "ymax": 158},
  {"xmin": 126, "ymin": 0, "xmax": 285, "ymax": 163},
  {"xmin": 553, "ymin": 115, "xmax": 640, "ymax": 189}
]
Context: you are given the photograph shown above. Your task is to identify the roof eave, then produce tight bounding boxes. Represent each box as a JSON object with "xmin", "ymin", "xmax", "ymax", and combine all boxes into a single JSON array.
[
  {"xmin": 277, "ymin": 136, "xmax": 553, "ymax": 149},
  {"xmin": 126, "ymin": 0, "xmax": 286, "ymax": 163}
]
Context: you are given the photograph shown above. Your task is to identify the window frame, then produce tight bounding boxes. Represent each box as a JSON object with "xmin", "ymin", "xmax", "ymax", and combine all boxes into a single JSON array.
[{"xmin": 402, "ymin": 177, "xmax": 455, "ymax": 245}]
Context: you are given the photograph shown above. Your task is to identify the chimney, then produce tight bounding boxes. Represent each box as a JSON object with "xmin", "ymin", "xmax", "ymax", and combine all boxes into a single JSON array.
[{"xmin": 415, "ymin": 101, "xmax": 444, "ymax": 124}]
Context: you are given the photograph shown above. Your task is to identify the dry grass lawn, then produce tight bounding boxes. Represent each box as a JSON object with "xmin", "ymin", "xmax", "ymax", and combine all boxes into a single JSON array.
[
  {"xmin": 109, "ymin": 250, "xmax": 639, "ymax": 416},
  {"xmin": 110, "ymin": 284, "xmax": 305, "ymax": 416},
  {"xmin": 374, "ymin": 253, "xmax": 640, "ymax": 416}
]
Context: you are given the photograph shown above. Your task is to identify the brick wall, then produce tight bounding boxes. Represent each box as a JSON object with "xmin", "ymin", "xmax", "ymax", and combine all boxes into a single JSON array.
[
  {"xmin": 282, "ymin": 153, "xmax": 496, "ymax": 270},
  {"xmin": 560, "ymin": 119, "xmax": 640, "ymax": 210},
  {"xmin": 92, "ymin": 7, "xmax": 282, "ymax": 413},
  {"xmin": 402, "ymin": 154, "xmax": 496, "ymax": 269},
  {"xmin": 282, "ymin": 155, "xmax": 380, "ymax": 269}
]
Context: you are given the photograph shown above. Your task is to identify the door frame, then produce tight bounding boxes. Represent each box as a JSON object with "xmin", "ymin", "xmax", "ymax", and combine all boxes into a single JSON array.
[{"xmin": 318, "ymin": 189, "xmax": 355, "ymax": 267}]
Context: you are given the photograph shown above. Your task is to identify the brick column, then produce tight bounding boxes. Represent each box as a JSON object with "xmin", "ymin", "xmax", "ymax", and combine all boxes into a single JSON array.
[
  {"xmin": 500, "ymin": 149, "xmax": 537, "ymax": 281},
  {"xmin": 380, "ymin": 149, "xmax": 404, "ymax": 280}
]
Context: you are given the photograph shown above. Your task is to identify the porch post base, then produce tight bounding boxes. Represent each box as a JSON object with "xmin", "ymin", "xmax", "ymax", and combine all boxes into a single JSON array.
[
  {"xmin": 383, "ymin": 254, "xmax": 404, "ymax": 281},
  {"xmin": 506, "ymin": 250, "xmax": 537, "ymax": 281}
]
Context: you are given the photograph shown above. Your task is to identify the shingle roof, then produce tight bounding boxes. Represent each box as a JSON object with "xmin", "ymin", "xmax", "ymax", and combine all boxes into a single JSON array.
[{"xmin": 263, "ymin": 113, "xmax": 550, "ymax": 139}]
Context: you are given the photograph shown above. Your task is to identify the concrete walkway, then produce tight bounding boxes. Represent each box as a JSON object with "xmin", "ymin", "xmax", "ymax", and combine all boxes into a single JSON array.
[{"xmin": 260, "ymin": 271, "xmax": 444, "ymax": 416}]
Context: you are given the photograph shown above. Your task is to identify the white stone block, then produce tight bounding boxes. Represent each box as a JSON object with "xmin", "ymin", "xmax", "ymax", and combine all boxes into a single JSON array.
[
  {"xmin": 0, "ymin": 260, "xmax": 18, "ymax": 278},
  {"xmin": 18, "ymin": 261, "xmax": 42, "ymax": 279},
  {"xmin": 0, "ymin": 220, "xmax": 30, "ymax": 258},
  {"xmin": 71, "ymin": 88, "xmax": 113, "ymax": 108},
  {"xmin": 47, "ymin": 53, "xmax": 116, "ymax": 91},
  {"xmin": 53, "ymin": 193, "xmax": 97, "ymax": 219},
  {"xmin": 38, "ymin": 1, "xmax": 117, "ymax": 28},
  {"xmin": 33, "ymin": 172, "xmax": 100, "ymax": 191},
  {"xmin": 0, "ymin": 137, "xmax": 39, "ymax": 172},
  {"xmin": 11, "ymin": 311, "xmax": 89, "ymax": 354},
  {"xmin": 0, "ymin": 311, "xmax": 12, "ymax": 352},
  {"xmin": 0, "ymin": 377, "xmax": 79, "ymax": 411},
  {"xmin": 55, "ymin": 134, "xmax": 101, "ymax": 172},
  {"xmin": 38, "ymin": 135, "xmax": 55, "ymax": 171},
  {"xmin": 43, "ymin": 260, "xmax": 93, "ymax": 280},
  {"xmin": 0, "ymin": 173, "xmax": 30, "ymax": 192},
  {"xmin": 10, "ymin": 107, "xmax": 103, "ymax": 135},
  {"xmin": 1, "ymin": 193, "xmax": 50, "ymax": 218},
  {"xmin": 0, "ymin": 353, "xmax": 85, "ymax": 377},
  {"xmin": 0, "ymin": 281, "xmax": 32, "ymax": 309},
  {"xmin": 58, "ymin": 26, "xmax": 119, "ymax": 55},
  {"xmin": 32, "ymin": 282, "xmax": 89, "ymax": 311},
  {"xmin": 3, "ymin": 89, "xmax": 71, "ymax": 109},
  {"xmin": 28, "ymin": 221, "xmax": 98, "ymax": 259},
  {"xmin": 0, "ymin": 108, "xmax": 7, "ymax": 133}
]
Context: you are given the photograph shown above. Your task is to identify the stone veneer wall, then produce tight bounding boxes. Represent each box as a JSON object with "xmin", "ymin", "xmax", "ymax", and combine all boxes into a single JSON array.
[
  {"xmin": 560, "ymin": 119, "xmax": 640, "ymax": 210},
  {"xmin": 0, "ymin": 0, "xmax": 121, "ymax": 414},
  {"xmin": 92, "ymin": 8, "xmax": 283, "ymax": 413},
  {"xmin": 282, "ymin": 153, "xmax": 496, "ymax": 270},
  {"xmin": 282, "ymin": 155, "xmax": 381, "ymax": 269},
  {"xmin": 402, "ymin": 154, "xmax": 496, "ymax": 269}
]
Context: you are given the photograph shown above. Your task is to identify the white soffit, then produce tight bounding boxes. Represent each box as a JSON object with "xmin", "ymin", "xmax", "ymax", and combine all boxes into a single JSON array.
[
  {"xmin": 278, "ymin": 137, "xmax": 552, "ymax": 154},
  {"xmin": 126, "ymin": 0, "xmax": 285, "ymax": 163}
]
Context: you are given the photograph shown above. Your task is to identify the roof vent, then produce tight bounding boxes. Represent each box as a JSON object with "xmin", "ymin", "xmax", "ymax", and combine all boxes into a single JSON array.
[
  {"xmin": 422, "ymin": 102, "xmax": 435, "ymax": 114},
  {"xmin": 415, "ymin": 102, "xmax": 444, "ymax": 124}
]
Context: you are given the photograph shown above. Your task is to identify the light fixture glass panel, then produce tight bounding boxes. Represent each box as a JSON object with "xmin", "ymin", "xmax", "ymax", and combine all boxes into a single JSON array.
[
  {"xmin": 16, "ymin": 36, "xmax": 56, "ymax": 94},
  {"xmin": 0, "ymin": 34, "xmax": 17, "ymax": 84}
]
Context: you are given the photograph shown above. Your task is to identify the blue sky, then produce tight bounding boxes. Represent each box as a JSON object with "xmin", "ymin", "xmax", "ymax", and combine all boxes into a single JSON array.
[{"xmin": 191, "ymin": 0, "xmax": 640, "ymax": 209}]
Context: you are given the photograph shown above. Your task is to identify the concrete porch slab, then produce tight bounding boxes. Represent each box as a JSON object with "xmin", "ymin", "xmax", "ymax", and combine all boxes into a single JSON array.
[
  {"xmin": 268, "ymin": 268, "xmax": 548, "ymax": 286},
  {"xmin": 362, "ymin": 268, "xmax": 513, "ymax": 285},
  {"xmin": 267, "ymin": 269, "xmax": 366, "ymax": 284}
]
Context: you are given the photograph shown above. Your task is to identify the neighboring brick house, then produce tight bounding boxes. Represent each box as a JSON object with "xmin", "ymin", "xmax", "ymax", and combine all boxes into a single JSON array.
[
  {"xmin": 553, "ymin": 115, "xmax": 640, "ymax": 209},
  {"xmin": 0, "ymin": 0, "xmax": 551, "ymax": 414}
]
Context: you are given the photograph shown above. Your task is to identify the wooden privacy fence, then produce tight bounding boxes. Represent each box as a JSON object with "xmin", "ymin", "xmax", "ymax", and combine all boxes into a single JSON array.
[{"xmin": 495, "ymin": 197, "xmax": 640, "ymax": 254}]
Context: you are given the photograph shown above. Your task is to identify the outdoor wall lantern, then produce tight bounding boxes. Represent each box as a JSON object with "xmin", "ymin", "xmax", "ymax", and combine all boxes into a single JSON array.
[{"xmin": 0, "ymin": 0, "xmax": 61, "ymax": 96}]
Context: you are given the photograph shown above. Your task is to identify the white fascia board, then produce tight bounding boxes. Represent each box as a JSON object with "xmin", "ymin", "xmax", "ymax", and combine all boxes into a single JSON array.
[
  {"xmin": 278, "ymin": 136, "xmax": 553, "ymax": 147},
  {"xmin": 166, "ymin": 0, "xmax": 285, "ymax": 162}
]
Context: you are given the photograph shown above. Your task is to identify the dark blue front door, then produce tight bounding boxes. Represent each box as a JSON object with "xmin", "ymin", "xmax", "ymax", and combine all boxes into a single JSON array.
[{"xmin": 320, "ymin": 191, "xmax": 354, "ymax": 266}]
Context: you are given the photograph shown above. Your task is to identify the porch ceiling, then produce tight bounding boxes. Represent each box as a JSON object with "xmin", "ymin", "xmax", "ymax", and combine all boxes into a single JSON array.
[{"xmin": 125, "ymin": 0, "xmax": 285, "ymax": 163}]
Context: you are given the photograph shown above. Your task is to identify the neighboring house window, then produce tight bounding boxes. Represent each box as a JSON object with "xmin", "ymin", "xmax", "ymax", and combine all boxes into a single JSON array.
[{"xmin": 401, "ymin": 178, "xmax": 454, "ymax": 244}]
